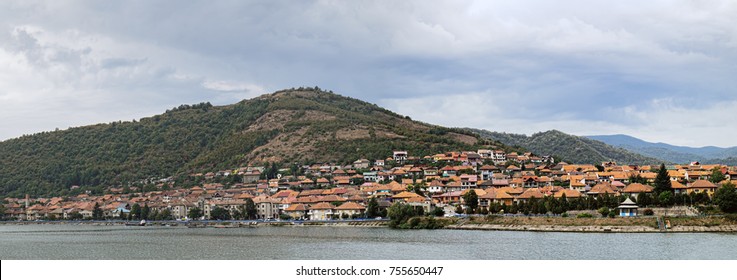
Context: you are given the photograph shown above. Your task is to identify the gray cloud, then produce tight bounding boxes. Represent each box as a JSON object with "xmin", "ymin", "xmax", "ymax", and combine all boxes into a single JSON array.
[{"xmin": 0, "ymin": 0, "xmax": 736, "ymax": 147}]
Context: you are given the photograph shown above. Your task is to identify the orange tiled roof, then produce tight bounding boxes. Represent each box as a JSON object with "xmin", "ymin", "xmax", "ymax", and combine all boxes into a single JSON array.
[{"xmin": 622, "ymin": 183, "xmax": 654, "ymax": 193}]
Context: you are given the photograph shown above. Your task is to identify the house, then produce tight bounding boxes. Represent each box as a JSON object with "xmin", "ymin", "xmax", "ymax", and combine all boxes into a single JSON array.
[
  {"xmin": 363, "ymin": 172, "xmax": 379, "ymax": 183},
  {"xmin": 587, "ymin": 182, "xmax": 618, "ymax": 196},
  {"xmin": 465, "ymin": 152, "xmax": 481, "ymax": 164},
  {"xmin": 432, "ymin": 191, "xmax": 463, "ymax": 205},
  {"xmin": 521, "ymin": 176, "xmax": 539, "ymax": 188},
  {"xmin": 554, "ymin": 189, "xmax": 582, "ymax": 199},
  {"xmin": 284, "ymin": 204, "xmax": 309, "ymax": 220},
  {"xmin": 459, "ymin": 174, "xmax": 478, "ymax": 189},
  {"xmin": 393, "ymin": 151, "xmax": 408, "ymax": 163},
  {"xmin": 170, "ymin": 201, "xmax": 195, "ymax": 219},
  {"xmin": 516, "ymin": 188, "xmax": 544, "ymax": 203},
  {"xmin": 621, "ymin": 183, "xmax": 653, "ymax": 197},
  {"xmin": 243, "ymin": 170, "xmax": 261, "ymax": 183},
  {"xmin": 392, "ymin": 191, "xmax": 423, "ymax": 203},
  {"xmin": 477, "ymin": 149, "xmax": 493, "ymax": 159},
  {"xmin": 479, "ymin": 165, "xmax": 497, "ymax": 180},
  {"xmin": 252, "ymin": 196, "xmax": 280, "ymax": 219},
  {"xmin": 671, "ymin": 181, "xmax": 689, "ymax": 195},
  {"xmin": 335, "ymin": 202, "xmax": 366, "ymax": 219},
  {"xmin": 316, "ymin": 178, "xmax": 330, "ymax": 188},
  {"xmin": 427, "ymin": 180, "xmax": 445, "ymax": 194},
  {"xmin": 506, "ymin": 165, "xmax": 521, "ymax": 173},
  {"xmin": 492, "ymin": 150, "xmax": 507, "ymax": 164},
  {"xmin": 478, "ymin": 188, "xmax": 514, "ymax": 206},
  {"xmin": 687, "ymin": 180, "xmax": 718, "ymax": 196},
  {"xmin": 353, "ymin": 159, "xmax": 370, "ymax": 169},
  {"xmin": 490, "ymin": 177, "xmax": 509, "ymax": 188},
  {"xmin": 107, "ymin": 202, "xmax": 131, "ymax": 218},
  {"xmin": 618, "ymin": 198, "xmax": 638, "ymax": 217},
  {"xmin": 309, "ymin": 202, "xmax": 335, "ymax": 220},
  {"xmin": 440, "ymin": 166, "xmax": 456, "ymax": 177}
]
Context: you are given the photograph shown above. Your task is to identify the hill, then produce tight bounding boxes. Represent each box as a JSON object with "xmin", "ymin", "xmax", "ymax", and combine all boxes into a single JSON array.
[
  {"xmin": 0, "ymin": 88, "xmax": 486, "ymax": 198},
  {"xmin": 587, "ymin": 134, "xmax": 737, "ymax": 164},
  {"xmin": 471, "ymin": 129, "xmax": 662, "ymax": 165}
]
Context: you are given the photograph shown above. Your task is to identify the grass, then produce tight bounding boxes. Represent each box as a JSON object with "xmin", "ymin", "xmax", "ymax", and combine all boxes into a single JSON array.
[
  {"xmin": 667, "ymin": 216, "xmax": 737, "ymax": 227},
  {"xmin": 464, "ymin": 215, "xmax": 659, "ymax": 228}
]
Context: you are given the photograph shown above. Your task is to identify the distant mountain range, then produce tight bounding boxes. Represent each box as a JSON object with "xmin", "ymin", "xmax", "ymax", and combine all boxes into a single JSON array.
[
  {"xmin": 586, "ymin": 134, "xmax": 737, "ymax": 165},
  {"xmin": 469, "ymin": 129, "xmax": 661, "ymax": 165}
]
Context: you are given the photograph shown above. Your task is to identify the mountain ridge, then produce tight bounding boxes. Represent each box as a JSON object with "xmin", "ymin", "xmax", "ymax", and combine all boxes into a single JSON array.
[
  {"xmin": 587, "ymin": 134, "xmax": 737, "ymax": 164},
  {"xmin": 0, "ymin": 88, "xmax": 489, "ymax": 198},
  {"xmin": 470, "ymin": 129, "xmax": 663, "ymax": 165}
]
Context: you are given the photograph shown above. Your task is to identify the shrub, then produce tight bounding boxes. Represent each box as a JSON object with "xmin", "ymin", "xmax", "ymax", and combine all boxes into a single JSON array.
[
  {"xmin": 643, "ymin": 208, "xmax": 654, "ymax": 216},
  {"xmin": 432, "ymin": 207, "xmax": 445, "ymax": 217},
  {"xmin": 576, "ymin": 213, "xmax": 593, "ymax": 218},
  {"xmin": 561, "ymin": 213, "xmax": 569, "ymax": 217},
  {"xmin": 598, "ymin": 207, "xmax": 610, "ymax": 217},
  {"xmin": 608, "ymin": 211, "xmax": 616, "ymax": 218}
]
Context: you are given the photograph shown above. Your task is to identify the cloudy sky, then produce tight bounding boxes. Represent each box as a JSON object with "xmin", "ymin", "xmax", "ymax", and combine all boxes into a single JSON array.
[{"xmin": 1, "ymin": 1, "xmax": 736, "ymax": 147}]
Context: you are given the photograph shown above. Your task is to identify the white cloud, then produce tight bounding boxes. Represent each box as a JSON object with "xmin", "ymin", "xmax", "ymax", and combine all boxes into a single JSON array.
[{"xmin": 0, "ymin": 1, "xmax": 736, "ymax": 147}]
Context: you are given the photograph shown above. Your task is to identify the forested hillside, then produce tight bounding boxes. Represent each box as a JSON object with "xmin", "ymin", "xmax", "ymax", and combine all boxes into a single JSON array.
[
  {"xmin": 471, "ymin": 129, "xmax": 662, "ymax": 165},
  {"xmin": 0, "ymin": 88, "xmax": 485, "ymax": 198}
]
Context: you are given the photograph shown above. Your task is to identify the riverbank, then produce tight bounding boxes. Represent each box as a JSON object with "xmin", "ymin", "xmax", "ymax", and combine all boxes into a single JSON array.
[
  {"xmin": 3, "ymin": 216, "xmax": 737, "ymax": 232},
  {"xmin": 443, "ymin": 216, "xmax": 737, "ymax": 233},
  {"xmin": 0, "ymin": 220, "xmax": 390, "ymax": 228}
]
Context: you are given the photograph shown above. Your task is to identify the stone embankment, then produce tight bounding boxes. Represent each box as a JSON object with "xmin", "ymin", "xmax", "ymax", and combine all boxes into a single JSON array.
[{"xmin": 445, "ymin": 223, "xmax": 737, "ymax": 233}]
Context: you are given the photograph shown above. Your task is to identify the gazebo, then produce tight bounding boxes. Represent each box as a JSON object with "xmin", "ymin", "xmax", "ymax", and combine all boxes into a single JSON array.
[{"xmin": 618, "ymin": 197, "xmax": 638, "ymax": 217}]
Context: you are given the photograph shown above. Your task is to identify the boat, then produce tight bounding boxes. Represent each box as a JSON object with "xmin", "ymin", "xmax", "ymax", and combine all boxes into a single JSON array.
[{"xmin": 125, "ymin": 219, "xmax": 147, "ymax": 226}]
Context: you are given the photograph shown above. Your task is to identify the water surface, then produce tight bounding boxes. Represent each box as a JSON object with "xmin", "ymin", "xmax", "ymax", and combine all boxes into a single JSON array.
[{"xmin": 0, "ymin": 224, "xmax": 735, "ymax": 259}]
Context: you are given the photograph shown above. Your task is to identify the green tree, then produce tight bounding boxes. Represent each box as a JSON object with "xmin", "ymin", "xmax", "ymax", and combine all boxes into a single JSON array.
[
  {"xmin": 118, "ymin": 210, "xmax": 127, "ymax": 220},
  {"xmin": 188, "ymin": 207, "xmax": 203, "ymax": 220},
  {"xmin": 714, "ymin": 182, "xmax": 737, "ymax": 213},
  {"xmin": 210, "ymin": 206, "xmax": 231, "ymax": 220},
  {"xmin": 463, "ymin": 190, "xmax": 479, "ymax": 212},
  {"xmin": 597, "ymin": 207, "xmax": 610, "ymax": 217},
  {"xmin": 637, "ymin": 192, "xmax": 651, "ymax": 207},
  {"xmin": 387, "ymin": 203, "xmax": 418, "ymax": 228},
  {"xmin": 0, "ymin": 204, "xmax": 7, "ymax": 220},
  {"xmin": 141, "ymin": 204, "xmax": 150, "ymax": 220},
  {"xmin": 68, "ymin": 211, "xmax": 83, "ymax": 220},
  {"xmin": 158, "ymin": 209, "xmax": 173, "ymax": 220},
  {"xmin": 710, "ymin": 167, "xmax": 727, "ymax": 184},
  {"xmin": 131, "ymin": 203, "xmax": 141, "ymax": 220},
  {"xmin": 628, "ymin": 174, "xmax": 647, "ymax": 184},
  {"xmin": 654, "ymin": 164, "xmax": 672, "ymax": 194},
  {"xmin": 149, "ymin": 209, "xmax": 159, "ymax": 220},
  {"xmin": 366, "ymin": 197, "xmax": 380, "ymax": 218},
  {"xmin": 92, "ymin": 202, "xmax": 104, "ymax": 220},
  {"xmin": 658, "ymin": 191, "xmax": 674, "ymax": 207},
  {"xmin": 244, "ymin": 198, "xmax": 257, "ymax": 219},
  {"xmin": 432, "ymin": 207, "xmax": 445, "ymax": 217}
]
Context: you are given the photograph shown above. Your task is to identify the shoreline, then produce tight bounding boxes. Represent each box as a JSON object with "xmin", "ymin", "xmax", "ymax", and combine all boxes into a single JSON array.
[
  {"xmin": 3, "ymin": 218, "xmax": 737, "ymax": 233},
  {"xmin": 445, "ymin": 223, "xmax": 737, "ymax": 233}
]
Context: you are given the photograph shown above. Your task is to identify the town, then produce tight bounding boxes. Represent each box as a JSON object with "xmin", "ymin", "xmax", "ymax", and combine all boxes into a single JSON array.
[{"xmin": 3, "ymin": 150, "xmax": 737, "ymax": 223}]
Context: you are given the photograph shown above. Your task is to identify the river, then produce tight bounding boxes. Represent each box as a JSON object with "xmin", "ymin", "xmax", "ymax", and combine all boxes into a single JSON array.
[{"xmin": 0, "ymin": 224, "xmax": 735, "ymax": 259}]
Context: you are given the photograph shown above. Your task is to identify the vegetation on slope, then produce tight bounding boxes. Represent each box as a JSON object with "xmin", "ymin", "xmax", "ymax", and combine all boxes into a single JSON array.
[
  {"xmin": 0, "ymin": 88, "xmax": 484, "ymax": 198},
  {"xmin": 470, "ymin": 129, "xmax": 662, "ymax": 165}
]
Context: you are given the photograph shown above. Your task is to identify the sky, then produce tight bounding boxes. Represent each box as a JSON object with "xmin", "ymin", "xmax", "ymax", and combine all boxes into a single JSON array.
[{"xmin": 1, "ymin": 1, "xmax": 736, "ymax": 147}]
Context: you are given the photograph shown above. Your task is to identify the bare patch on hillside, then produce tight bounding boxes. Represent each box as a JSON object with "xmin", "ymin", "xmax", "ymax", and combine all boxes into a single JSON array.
[
  {"xmin": 245, "ymin": 110, "xmax": 335, "ymax": 132},
  {"xmin": 245, "ymin": 127, "xmax": 315, "ymax": 164},
  {"xmin": 375, "ymin": 130, "xmax": 405, "ymax": 139},
  {"xmin": 336, "ymin": 127, "xmax": 371, "ymax": 140},
  {"xmin": 301, "ymin": 110, "xmax": 336, "ymax": 122},
  {"xmin": 449, "ymin": 132, "xmax": 478, "ymax": 145}
]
